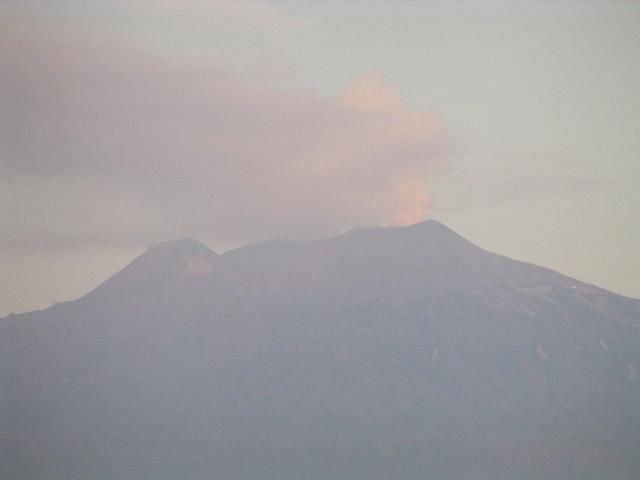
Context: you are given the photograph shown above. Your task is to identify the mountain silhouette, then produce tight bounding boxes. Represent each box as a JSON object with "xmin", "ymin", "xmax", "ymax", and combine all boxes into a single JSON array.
[{"xmin": 2, "ymin": 220, "xmax": 639, "ymax": 480}]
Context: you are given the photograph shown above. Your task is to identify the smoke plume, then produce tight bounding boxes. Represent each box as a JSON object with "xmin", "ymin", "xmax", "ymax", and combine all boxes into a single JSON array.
[{"xmin": 1, "ymin": 13, "xmax": 448, "ymax": 249}]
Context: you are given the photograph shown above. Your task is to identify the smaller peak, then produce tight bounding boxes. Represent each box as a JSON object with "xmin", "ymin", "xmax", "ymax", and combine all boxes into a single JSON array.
[
  {"xmin": 405, "ymin": 219, "xmax": 455, "ymax": 233},
  {"xmin": 78, "ymin": 237, "xmax": 218, "ymax": 306},
  {"xmin": 147, "ymin": 237, "xmax": 217, "ymax": 256}
]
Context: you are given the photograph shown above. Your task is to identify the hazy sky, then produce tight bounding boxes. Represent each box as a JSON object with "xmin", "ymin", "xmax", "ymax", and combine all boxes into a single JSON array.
[{"xmin": 2, "ymin": 1, "xmax": 639, "ymax": 315}]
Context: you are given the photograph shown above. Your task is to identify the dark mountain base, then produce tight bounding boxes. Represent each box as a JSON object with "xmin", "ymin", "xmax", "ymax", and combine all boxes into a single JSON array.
[{"xmin": 3, "ymin": 221, "xmax": 639, "ymax": 479}]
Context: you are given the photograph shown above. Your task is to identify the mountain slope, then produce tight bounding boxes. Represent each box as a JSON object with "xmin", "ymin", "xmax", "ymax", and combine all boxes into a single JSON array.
[{"xmin": 2, "ymin": 221, "xmax": 639, "ymax": 480}]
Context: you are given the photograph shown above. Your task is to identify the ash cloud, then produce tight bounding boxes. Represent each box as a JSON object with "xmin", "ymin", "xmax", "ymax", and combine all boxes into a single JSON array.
[{"xmin": 1, "ymin": 13, "xmax": 448, "ymax": 251}]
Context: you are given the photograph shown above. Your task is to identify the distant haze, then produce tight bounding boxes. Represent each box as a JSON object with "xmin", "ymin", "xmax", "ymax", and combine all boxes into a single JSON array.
[{"xmin": 1, "ymin": 1, "xmax": 639, "ymax": 314}]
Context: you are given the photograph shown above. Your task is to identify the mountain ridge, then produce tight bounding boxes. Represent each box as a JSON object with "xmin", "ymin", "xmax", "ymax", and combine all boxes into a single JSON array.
[
  {"xmin": 7, "ymin": 219, "xmax": 629, "ymax": 321},
  {"xmin": 1, "ymin": 220, "xmax": 639, "ymax": 480}
]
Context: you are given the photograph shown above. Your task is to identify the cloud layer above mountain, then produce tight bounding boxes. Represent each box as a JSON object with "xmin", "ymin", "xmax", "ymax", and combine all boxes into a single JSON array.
[{"xmin": 1, "ymin": 8, "xmax": 448, "ymax": 250}]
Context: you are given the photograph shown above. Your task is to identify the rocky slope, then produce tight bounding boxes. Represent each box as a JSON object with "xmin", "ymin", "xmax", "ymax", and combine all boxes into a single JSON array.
[{"xmin": 2, "ymin": 221, "xmax": 639, "ymax": 479}]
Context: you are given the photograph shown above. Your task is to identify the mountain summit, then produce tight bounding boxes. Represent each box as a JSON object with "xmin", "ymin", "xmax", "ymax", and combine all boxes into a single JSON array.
[{"xmin": 2, "ymin": 221, "xmax": 639, "ymax": 480}]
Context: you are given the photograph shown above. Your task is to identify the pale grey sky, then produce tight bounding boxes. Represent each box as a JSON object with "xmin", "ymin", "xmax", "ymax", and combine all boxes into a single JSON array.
[{"xmin": 1, "ymin": 1, "xmax": 639, "ymax": 315}]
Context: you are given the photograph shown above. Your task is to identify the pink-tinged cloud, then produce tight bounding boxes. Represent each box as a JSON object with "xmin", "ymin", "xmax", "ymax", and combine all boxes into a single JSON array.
[{"xmin": 1, "ymin": 16, "xmax": 449, "ymax": 247}]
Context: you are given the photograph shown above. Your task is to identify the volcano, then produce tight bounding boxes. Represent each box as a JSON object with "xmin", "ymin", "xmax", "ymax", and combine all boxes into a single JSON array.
[{"xmin": 2, "ymin": 221, "xmax": 639, "ymax": 480}]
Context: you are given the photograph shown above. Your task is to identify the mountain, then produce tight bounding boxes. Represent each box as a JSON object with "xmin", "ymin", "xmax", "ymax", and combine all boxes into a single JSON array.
[{"xmin": 2, "ymin": 220, "xmax": 639, "ymax": 480}]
